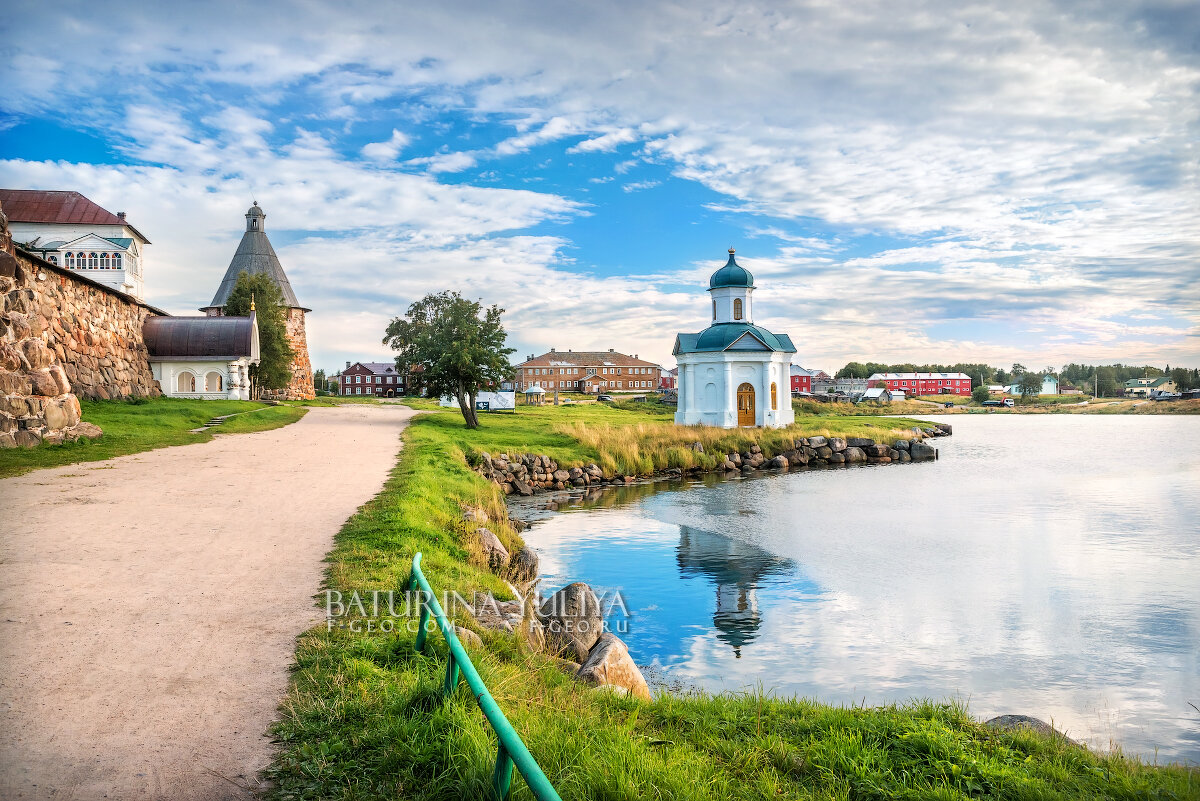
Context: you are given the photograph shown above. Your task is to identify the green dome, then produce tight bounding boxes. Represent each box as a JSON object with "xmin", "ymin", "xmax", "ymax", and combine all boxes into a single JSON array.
[{"xmin": 709, "ymin": 249, "xmax": 754, "ymax": 289}]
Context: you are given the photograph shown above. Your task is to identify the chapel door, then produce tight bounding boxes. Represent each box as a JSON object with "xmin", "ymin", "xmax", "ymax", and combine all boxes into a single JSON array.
[{"xmin": 737, "ymin": 383, "xmax": 755, "ymax": 426}]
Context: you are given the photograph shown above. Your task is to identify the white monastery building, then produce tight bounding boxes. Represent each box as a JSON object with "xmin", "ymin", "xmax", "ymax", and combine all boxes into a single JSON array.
[
  {"xmin": 143, "ymin": 311, "xmax": 260, "ymax": 400},
  {"xmin": 0, "ymin": 189, "xmax": 149, "ymax": 301},
  {"xmin": 674, "ymin": 249, "xmax": 797, "ymax": 428}
]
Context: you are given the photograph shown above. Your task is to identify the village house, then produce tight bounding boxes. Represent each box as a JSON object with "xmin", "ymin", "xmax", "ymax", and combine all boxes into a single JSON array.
[
  {"xmin": 1123, "ymin": 376, "xmax": 1177, "ymax": 398},
  {"xmin": 514, "ymin": 349, "xmax": 664, "ymax": 394},
  {"xmin": 340, "ymin": 361, "xmax": 407, "ymax": 396},
  {"xmin": 789, "ymin": 365, "xmax": 830, "ymax": 394},
  {"xmin": 0, "ymin": 189, "xmax": 150, "ymax": 301},
  {"xmin": 868, "ymin": 372, "xmax": 972, "ymax": 395},
  {"xmin": 660, "ymin": 367, "xmax": 677, "ymax": 390},
  {"xmin": 1005, "ymin": 374, "xmax": 1060, "ymax": 396},
  {"xmin": 674, "ymin": 249, "xmax": 796, "ymax": 428}
]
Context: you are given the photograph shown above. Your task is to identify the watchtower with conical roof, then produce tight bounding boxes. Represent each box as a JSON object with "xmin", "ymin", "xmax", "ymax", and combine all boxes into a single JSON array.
[{"xmin": 201, "ymin": 202, "xmax": 315, "ymax": 399}]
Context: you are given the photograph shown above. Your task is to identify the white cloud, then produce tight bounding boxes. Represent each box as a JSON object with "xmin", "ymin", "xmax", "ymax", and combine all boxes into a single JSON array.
[
  {"xmin": 1, "ymin": 0, "xmax": 1197, "ymax": 368},
  {"xmin": 360, "ymin": 129, "xmax": 411, "ymax": 162},
  {"xmin": 567, "ymin": 128, "xmax": 637, "ymax": 153},
  {"xmin": 622, "ymin": 180, "xmax": 660, "ymax": 193}
]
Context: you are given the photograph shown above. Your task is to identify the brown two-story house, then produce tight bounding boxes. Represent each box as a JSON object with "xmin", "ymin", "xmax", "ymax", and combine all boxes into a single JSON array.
[
  {"xmin": 514, "ymin": 349, "xmax": 664, "ymax": 394},
  {"xmin": 340, "ymin": 361, "xmax": 406, "ymax": 396}
]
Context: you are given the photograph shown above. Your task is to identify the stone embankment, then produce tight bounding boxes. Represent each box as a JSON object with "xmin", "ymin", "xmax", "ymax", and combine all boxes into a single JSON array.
[{"xmin": 476, "ymin": 423, "xmax": 953, "ymax": 496}]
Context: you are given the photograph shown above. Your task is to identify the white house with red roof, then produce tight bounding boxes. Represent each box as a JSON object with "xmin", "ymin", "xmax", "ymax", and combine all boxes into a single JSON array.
[{"xmin": 0, "ymin": 190, "xmax": 150, "ymax": 300}]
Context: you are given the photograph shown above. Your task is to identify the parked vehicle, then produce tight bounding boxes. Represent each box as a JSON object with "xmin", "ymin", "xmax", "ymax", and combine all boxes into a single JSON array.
[
  {"xmin": 597, "ymin": 394, "xmax": 614, "ymax": 402},
  {"xmin": 981, "ymin": 399, "xmax": 1014, "ymax": 408},
  {"xmin": 944, "ymin": 402, "xmax": 954, "ymax": 408}
]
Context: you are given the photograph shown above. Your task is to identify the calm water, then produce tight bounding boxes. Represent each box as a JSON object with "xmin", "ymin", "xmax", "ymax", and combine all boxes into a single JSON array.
[{"xmin": 518, "ymin": 414, "xmax": 1200, "ymax": 763}]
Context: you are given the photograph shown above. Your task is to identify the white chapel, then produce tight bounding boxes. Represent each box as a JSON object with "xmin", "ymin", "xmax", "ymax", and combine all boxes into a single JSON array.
[{"xmin": 673, "ymin": 249, "xmax": 796, "ymax": 428}]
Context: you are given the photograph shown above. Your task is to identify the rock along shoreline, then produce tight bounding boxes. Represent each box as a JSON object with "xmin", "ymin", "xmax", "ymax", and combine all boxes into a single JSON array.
[{"xmin": 475, "ymin": 423, "xmax": 953, "ymax": 497}]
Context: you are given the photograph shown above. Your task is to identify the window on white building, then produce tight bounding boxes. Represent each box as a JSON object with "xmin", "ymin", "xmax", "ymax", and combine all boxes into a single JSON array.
[
  {"xmin": 100, "ymin": 253, "xmax": 110, "ymax": 269},
  {"xmin": 113, "ymin": 253, "xmax": 122, "ymax": 268},
  {"xmin": 205, "ymin": 372, "xmax": 223, "ymax": 392},
  {"xmin": 88, "ymin": 253, "xmax": 99, "ymax": 268},
  {"xmin": 47, "ymin": 255, "xmax": 58, "ymax": 264}
]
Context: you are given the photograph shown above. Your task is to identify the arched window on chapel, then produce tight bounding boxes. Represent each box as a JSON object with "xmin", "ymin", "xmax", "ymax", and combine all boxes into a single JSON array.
[
  {"xmin": 733, "ymin": 298, "xmax": 743, "ymax": 320},
  {"xmin": 771, "ymin": 382, "xmax": 778, "ymax": 410}
]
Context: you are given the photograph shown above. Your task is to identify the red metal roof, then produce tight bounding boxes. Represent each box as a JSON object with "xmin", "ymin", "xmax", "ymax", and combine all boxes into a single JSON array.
[{"xmin": 0, "ymin": 189, "xmax": 130, "ymax": 225}]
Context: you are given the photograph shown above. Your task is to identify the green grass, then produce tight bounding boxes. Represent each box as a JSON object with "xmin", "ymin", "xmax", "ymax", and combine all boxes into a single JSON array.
[
  {"xmin": 0, "ymin": 397, "xmax": 306, "ymax": 478},
  {"xmin": 266, "ymin": 404, "xmax": 1197, "ymax": 800}
]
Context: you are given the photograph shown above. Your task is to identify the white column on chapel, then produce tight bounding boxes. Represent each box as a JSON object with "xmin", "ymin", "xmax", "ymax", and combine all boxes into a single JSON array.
[{"xmin": 724, "ymin": 362, "xmax": 734, "ymax": 424}]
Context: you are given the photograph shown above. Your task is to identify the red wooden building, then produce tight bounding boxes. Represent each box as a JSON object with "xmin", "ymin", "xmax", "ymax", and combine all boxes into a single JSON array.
[
  {"xmin": 790, "ymin": 366, "xmax": 830, "ymax": 393},
  {"xmin": 867, "ymin": 372, "xmax": 972, "ymax": 395},
  {"xmin": 340, "ymin": 361, "xmax": 405, "ymax": 396}
]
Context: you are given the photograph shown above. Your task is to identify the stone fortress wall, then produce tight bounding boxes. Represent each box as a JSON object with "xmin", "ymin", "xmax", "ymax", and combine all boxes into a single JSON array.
[{"xmin": 0, "ymin": 206, "xmax": 160, "ymax": 446}]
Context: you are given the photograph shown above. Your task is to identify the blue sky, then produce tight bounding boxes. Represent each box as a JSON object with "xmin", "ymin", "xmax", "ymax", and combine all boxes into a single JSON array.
[{"xmin": 2, "ymin": 1, "xmax": 1197, "ymax": 373}]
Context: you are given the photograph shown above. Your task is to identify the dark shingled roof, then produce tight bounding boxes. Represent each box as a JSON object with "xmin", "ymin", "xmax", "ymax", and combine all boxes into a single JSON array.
[
  {"xmin": 144, "ymin": 315, "xmax": 259, "ymax": 361},
  {"xmin": 204, "ymin": 203, "xmax": 305, "ymax": 310},
  {"xmin": 0, "ymin": 189, "xmax": 151, "ymax": 243}
]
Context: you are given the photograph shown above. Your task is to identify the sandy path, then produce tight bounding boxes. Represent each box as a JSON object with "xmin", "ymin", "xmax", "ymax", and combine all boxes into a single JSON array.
[{"xmin": 0, "ymin": 403, "xmax": 417, "ymax": 800}]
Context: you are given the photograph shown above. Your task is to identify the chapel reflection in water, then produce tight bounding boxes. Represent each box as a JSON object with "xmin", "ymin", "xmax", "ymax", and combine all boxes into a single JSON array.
[{"xmin": 675, "ymin": 525, "xmax": 794, "ymax": 657}]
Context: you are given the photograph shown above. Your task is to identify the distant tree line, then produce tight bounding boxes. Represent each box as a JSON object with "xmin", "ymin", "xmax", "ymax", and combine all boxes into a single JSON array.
[{"xmin": 836, "ymin": 361, "xmax": 1199, "ymax": 397}]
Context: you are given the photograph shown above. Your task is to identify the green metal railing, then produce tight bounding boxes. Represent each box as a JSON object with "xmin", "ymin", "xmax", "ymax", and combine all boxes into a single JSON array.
[{"xmin": 408, "ymin": 552, "xmax": 563, "ymax": 801}]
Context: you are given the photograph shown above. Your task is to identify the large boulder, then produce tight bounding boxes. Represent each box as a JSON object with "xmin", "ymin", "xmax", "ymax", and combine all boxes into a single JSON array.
[
  {"xmin": 843, "ymin": 447, "xmax": 866, "ymax": 463},
  {"xmin": 807, "ymin": 436, "xmax": 828, "ymax": 448},
  {"xmin": 847, "ymin": 437, "xmax": 875, "ymax": 448},
  {"xmin": 910, "ymin": 442, "xmax": 936, "ymax": 461},
  {"xmin": 827, "ymin": 437, "xmax": 847, "ymax": 452},
  {"xmin": 767, "ymin": 455, "xmax": 788, "ymax": 469},
  {"xmin": 511, "ymin": 477, "xmax": 534, "ymax": 496},
  {"xmin": 865, "ymin": 444, "xmax": 890, "ymax": 457},
  {"xmin": 984, "ymin": 715, "xmax": 1080, "ymax": 747},
  {"xmin": 575, "ymin": 633, "xmax": 651, "ymax": 701},
  {"xmin": 509, "ymin": 545, "xmax": 539, "ymax": 584},
  {"xmin": 893, "ymin": 439, "xmax": 911, "ymax": 451},
  {"xmin": 539, "ymin": 582, "xmax": 604, "ymax": 662},
  {"xmin": 815, "ymin": 446, "xmax": 833, "ymax": 459},
  {"xmin": 476, "ymin": 527, "xmax": 510, "ymax": 569},
  {"xmin": 462, "ymin": 506, "xmax": 489, "ymax": 524},
  {"xmin": 454, "ymin": 625, "xmax": 484, "ymax": 650}
]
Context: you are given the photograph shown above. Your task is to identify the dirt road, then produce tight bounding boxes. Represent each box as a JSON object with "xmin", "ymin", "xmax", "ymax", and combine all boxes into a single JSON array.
[{"xmin": 0, "ymin": 403, "xmax": 418, "ymax": 800}]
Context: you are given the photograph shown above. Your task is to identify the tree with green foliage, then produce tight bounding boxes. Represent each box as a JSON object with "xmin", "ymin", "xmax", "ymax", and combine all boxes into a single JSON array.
[
  {"xmin": 383, "ymin": 291, "xmax": 514, "ymax": 428},
  {"xmin": 224, "ymin": 272, "xmax": 294, "ymax": 399},
  {"xmin": 1016, "ymin": 371, "xmax": 1043, "ymax": 401},
  {"xmin": 971, "ymin": 385, "xmax": 991, "ymax": 404}
]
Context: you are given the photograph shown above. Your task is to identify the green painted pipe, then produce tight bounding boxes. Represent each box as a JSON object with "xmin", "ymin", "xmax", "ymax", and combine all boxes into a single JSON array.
[{"xmin": 409, "ymin": 552, "xmax": 563, "ymax": 801}]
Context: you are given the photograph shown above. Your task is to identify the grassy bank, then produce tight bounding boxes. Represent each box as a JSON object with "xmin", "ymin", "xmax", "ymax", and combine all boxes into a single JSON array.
[
  {"xmin": 266, "ymin": 403, "xmax": 1196, "ymax": 800},
  {"xmin": 0, "ymin": 397, "xmax": 306, "ymax": 478}
]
